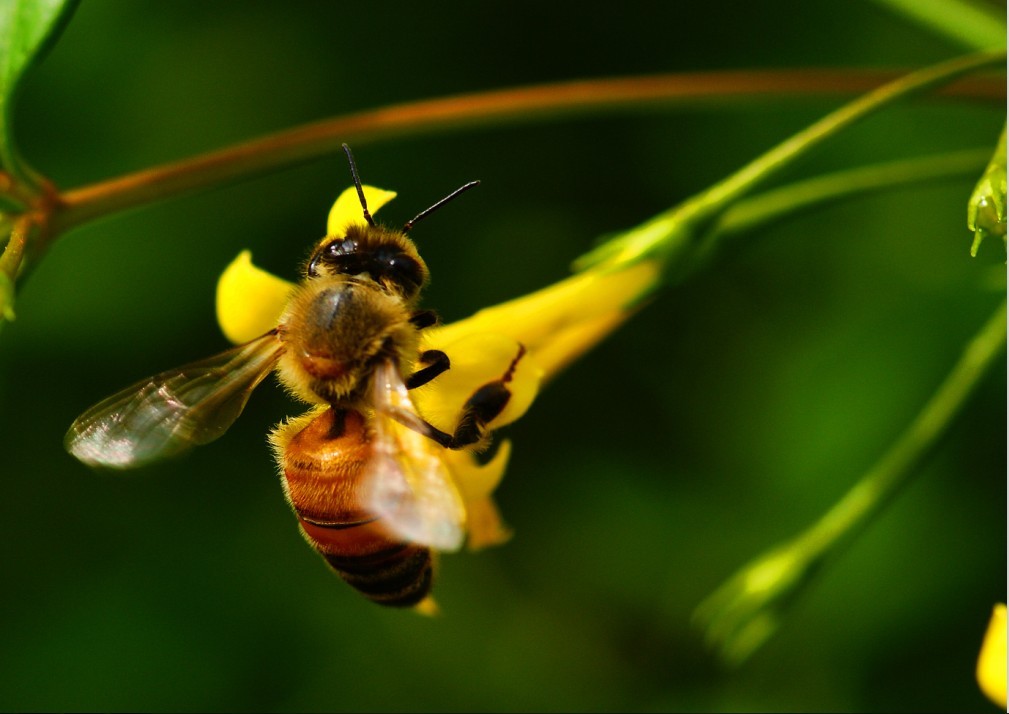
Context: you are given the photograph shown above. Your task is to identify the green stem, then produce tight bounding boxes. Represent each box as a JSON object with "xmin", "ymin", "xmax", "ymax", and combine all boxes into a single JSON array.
[
  {"xmin": 49, "ymin": 67, "xmax": 1004, "ymax": 236},
  {"xmin": 577, "ymin": 50, "xmax": 1006, "ymax": 272},
  {"xmin": 0, "ymin": 215, "xmax": 31, "ymax": 321},
  {"xmin": 799, "ymin": 299, "xmax": 1006, "ymax": 557},
  {"xmin": 708, "ymin": 148, "xmax": 990, "ymax": 242},
  {"xmin": 0, "ymin": 215, "xmax": 28, "ymax": 275},
  {"xmin": 869, "ymin": 0, "xmax": 1006, "ymax": 50},
  {"xmin": 692, "ymin": 53, "xmax": 1003, "ymax": 220},
  {"xmin": 695, "ymin": 299, "xmax": 1007, "ymax": 665}
]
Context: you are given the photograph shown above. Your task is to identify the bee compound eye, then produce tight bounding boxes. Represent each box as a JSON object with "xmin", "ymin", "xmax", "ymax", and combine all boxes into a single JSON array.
[
  {"xmin": 310, "ymin": 238, "xmax": 363, "ymax": 277},
  {"xmin": 326, "ymin": 238, "xmax": 356, "ymax": 257},
  {"xmin": 387, "ymin": 254, "xmax": 423, "ymax": 291}
]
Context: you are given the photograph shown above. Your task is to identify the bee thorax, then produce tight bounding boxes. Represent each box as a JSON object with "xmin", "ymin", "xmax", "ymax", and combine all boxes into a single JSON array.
[{"xmin": 277, "ymin": 278, "xmax": 421, "ymax": 405}]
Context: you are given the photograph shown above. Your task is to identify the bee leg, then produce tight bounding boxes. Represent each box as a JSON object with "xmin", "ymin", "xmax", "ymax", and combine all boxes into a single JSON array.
[
  {"xmin": 445, "ymin": 383, "xmax": 511, "ymax": 447},
  {"xmin": 445, "ymin": 344, "xmax": 526, "ymax": 449},
  {"xmin": 383, "ymin": 405, "xmax": 454, "ymax": 447},
  {"xmin": 406, "ymin": 350, "xmax": 450, "ymax": 389},
  {"xmin": 409, "ymin": 310, "xmax": 440, "ymax": 330},
  {"xmin": 383, "ymin": 383, "xmax": 506, "ymax": 450},
  {"xmin": 389, "ymin": 344, "xmax": 526, "ymax": 450}
]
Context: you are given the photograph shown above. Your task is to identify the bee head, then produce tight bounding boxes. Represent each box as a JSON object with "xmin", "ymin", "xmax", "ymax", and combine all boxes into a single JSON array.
[
  {"xmin": 307, "ymin": 144, "xmax": 479, "ymax": 299},
  {"xmin": 306, "ymin": 224, "xmax": 429, "ymax": 299}
]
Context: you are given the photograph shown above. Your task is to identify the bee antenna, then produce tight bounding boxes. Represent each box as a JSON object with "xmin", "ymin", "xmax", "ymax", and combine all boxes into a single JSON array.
[
  {"xmin": 342, "ymin": 143, "xmax": 376, "ymax": 227},
  {"xmin": 403, "ymin": 181, "xmax": 480, "ymax": 233}
]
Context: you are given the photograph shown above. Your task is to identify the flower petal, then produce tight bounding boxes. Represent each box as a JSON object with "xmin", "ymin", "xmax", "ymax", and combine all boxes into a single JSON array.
[
  {"xmin": 413, "ymin": 596, "xmax": 440, "ymax": 616},
  {"xmin": 464, "ymin": 496, "xmax": 513, "ymax": 550},
  {"xmin": 327, "ymin": 185, "xmax": 397, "ymax": 235},
  {"xmin": 444, "ymin": 440, "xmax": 513, "ymax": 551},
  {"xmin": 977, "ymin": 603, "xmax": 1007, "ymax": 708},
  {"xmin": 431, "ymin": 261, "xmax": 660, "ymax": 383},
  {"xmin": 216, "ymin": 250, "xmax": 296, "ymax": 344},
  {"xmin": 446, "ymin": 439, "xmax": 512, "ymax": 503}
]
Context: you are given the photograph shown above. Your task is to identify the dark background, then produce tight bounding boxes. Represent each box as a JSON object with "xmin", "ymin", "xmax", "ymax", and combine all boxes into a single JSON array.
[{"xmin": 0, "ymin": 1, "xmax": 1005, "ymax": 711}]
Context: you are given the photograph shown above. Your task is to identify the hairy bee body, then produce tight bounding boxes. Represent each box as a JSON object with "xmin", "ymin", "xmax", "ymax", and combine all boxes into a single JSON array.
[
  {"xmin": 65, "ymin": 146, "xmax": 494, "ymax": 608},
  {"xmin": 276, "ymin": 407, "xmax": 434, "ymax": 607}
]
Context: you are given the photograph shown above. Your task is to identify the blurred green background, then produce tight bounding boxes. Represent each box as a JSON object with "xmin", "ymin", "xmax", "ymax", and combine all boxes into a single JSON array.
[{"xmin": 0, "ymin": 1, "xmax": 1005, "ymax": 711}]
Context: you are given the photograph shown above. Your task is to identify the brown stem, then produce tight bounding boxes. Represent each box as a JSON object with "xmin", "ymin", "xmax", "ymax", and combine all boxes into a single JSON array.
[{"xmin": 51, "ymin": 68, "xmax": 1004, "ymax": 234}]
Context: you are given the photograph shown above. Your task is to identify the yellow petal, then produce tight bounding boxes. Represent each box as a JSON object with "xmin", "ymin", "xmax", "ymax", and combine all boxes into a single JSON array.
[
  {"xmin": 413, "ymin": 596, "xmax": 440, "ymax": 616},
  {"xmin": 443, "ymin": 441, "xmax": 513, "ymax": 551},
  {"xmin": 327, "ymin": 185, "xmax": 397, "ymax": 235},
  {"xmin": 216, "ymin": 251, "xmax": 296, "ymax": 344},
  {"xmin": 464, "ymin": 497, "xmax": 513, "ymax": 551},
  {"xmin": 432, "ymin": 260, "xmax": 660, "ymax": 383},
  {"xmin": 977, "ymin": 603, "xmax": 1007, "ymax": 708},
  {"xmin": 531, "ymin": 311, "xmax": 629, "ymax": 379},
  {"xmin": 414, "ymin": 332, "xmax": 543, "ymax": 435},
  {"xmin": 445, "ymin": 439, "xmax": 512, "ymax": 503}
]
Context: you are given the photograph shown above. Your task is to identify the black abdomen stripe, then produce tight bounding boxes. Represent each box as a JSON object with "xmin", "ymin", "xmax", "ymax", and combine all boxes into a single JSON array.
[{"xmin": 324, "ymin": 546, "xmax": 433, "ymax": 607}]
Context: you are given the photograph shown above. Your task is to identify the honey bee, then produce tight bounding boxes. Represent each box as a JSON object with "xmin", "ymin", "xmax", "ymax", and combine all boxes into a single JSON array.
[{"xmin": 66, "ymin": 146, "xmax": 522, "ymax": 607}]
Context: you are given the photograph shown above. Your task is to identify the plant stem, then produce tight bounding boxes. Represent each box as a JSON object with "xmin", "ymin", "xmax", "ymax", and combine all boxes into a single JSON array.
[
  {"xmin": 0, "ymin": 214, "xmax": 32, "ymax": 321},
  {"xmin": 50, "ymin": 68, "xmax": 1005, "ymax": 235},
  {"xmin": 869, "ymin": 0, "xmax": 1006, "ymax": 50},
  {"xmin": 0, "ymin": 215, "xmax": 29, "ymax": 276},
  {"xmin": 709, "ymin": 148, "xmax": 991, "ymax": 240},
  {"xmin": 695, "ymin": 299, "xmax": 1007, "ymax": 665},
  {"xmin": 798, "ymin": 298, "xmax": 1006, "ymax": 558},
  {"xmin": 576, "ymin": 50, "xmax": 1006, "ymax": 272}
]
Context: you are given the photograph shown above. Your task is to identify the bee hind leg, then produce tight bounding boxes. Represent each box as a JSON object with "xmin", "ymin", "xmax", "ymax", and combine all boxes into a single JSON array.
[{"xmin": 444, "ymin": 344, "xmax": 527, "ymax": 449}]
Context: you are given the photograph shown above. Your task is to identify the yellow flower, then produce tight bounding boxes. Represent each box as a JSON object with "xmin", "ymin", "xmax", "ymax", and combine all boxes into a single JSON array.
[
  {"xmin": 977, "ymin": 603, "xmax": 1007, "ymax": 708},
  {"xmin": 216, "ymin": 184, "xmax": 660, "ymax": 549}
]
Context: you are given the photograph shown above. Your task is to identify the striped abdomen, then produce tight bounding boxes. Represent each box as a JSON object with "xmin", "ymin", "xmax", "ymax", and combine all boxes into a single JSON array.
[{"xmin": 280, "ymin": 408, "xmax": 433, "ymax": 607}]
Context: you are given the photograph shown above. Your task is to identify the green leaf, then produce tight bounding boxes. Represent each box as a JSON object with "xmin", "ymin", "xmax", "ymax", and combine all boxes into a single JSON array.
[{"xmin": 0, "ymin": 0, "xmax": 79, "ymax": 185}]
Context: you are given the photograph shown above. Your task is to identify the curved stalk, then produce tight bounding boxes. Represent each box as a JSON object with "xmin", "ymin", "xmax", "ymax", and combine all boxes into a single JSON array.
[
  {"xmin": 707, "ymin": 148, "xmax": 991, "ymax": 243},
  {"xmin": 50, "ymin": 68, "xmax": 1005, "ymax": 235},
  {"xmin": 695, "ymin": 299, "xmax": 1007, "ymax": 665},
  {"xmin": 575, "ymin": 50, "xmax": 1006, "ymax": 274}
]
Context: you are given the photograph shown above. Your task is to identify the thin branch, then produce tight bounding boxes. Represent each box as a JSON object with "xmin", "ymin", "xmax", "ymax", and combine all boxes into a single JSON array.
[
  {"xmin": 868, "ymin": 0, "xmax": 1006, "ymax": 50},
  {"xmin": 50, "ymin": 68, "xmax": 1005, "ymax": 234},
  {"xmin": 0, "ymin": 214, "xmax": 32, "ymax": 321},
  {"xmin": 711, "ymin": 148, "xmax": 991, "ymax": 240},
  {"xmin": 696, "ymin": 298, "xmax": 1007, "ymax": 665},
  {"xmin": 575, "ymin": 50, "xmax": 1005, "ymax": 273}
]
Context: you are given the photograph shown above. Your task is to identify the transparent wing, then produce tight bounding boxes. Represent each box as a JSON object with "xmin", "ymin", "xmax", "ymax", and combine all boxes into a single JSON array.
[
  {"xmin": 65, "ymin": 332, "xmax": 283, "ymax": 469},
  {"xmin": 364, "ymin": 360, "xmax": 466, "ymax": 551}
]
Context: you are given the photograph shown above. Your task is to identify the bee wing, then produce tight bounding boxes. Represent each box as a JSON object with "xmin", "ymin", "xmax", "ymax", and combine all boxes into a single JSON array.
[
  {"xmin": 365, "ymin": 360, "xmax": 466, "ymax": 551},
  {"xmin": 65, "ymin": 331, "xmax": 283, "ymax": 469}
]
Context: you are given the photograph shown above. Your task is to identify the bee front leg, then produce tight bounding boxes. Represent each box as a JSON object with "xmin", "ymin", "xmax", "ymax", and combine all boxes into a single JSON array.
[
  {"xmin": 409, "ymin": 310, "xmax": 439, "ymax": 330},
  {"xmin": 406, "ymin": 350, "xmax": 450, "ymax": 389}
]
